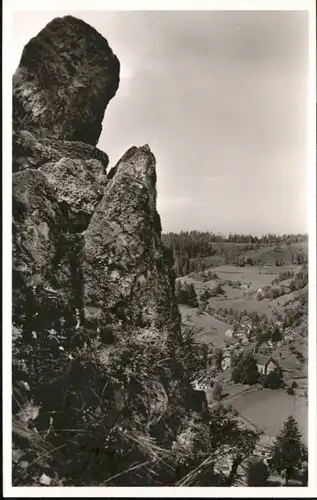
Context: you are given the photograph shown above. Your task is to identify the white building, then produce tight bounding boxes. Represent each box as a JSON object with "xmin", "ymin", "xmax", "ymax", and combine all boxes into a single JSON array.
[{"xmin": 225, "ymin": 328, "xmax": 234, "ymax": 338}]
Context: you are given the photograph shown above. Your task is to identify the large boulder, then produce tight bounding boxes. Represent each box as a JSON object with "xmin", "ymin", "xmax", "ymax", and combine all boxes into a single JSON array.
[{"xmin": 13, "ymin": 15, "xmax": 120, "ymax": 145}]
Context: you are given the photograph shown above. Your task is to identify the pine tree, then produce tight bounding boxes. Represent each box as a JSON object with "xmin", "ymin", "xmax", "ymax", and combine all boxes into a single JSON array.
[{"xmin": 268, "ymin": 416, "xmax": 308, "ymax": 485}]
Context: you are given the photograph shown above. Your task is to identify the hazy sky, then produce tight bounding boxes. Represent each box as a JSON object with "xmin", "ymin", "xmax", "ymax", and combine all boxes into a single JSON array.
[{"xmin": 12, "ymin": 10, "xmax": 309, "ymax": 235}]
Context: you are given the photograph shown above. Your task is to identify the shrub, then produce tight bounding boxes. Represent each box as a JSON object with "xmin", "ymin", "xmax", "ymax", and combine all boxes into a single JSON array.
[
  {"xmin": 175, "ymin": 281, "xmax": 198, "ymax": 307},
  {"xmin": 232, "ymin": 352, "xmax": 259, "ymax": 385},
  {"xmin": 199, "ymin": 288, "xmax": 213, "ymax": 303},
  {"xmin": 263, "ymin": 368, "xmax": 284, "ymax": 390},
  {"xmin": 271, "ymin": 326, "xmax": 282, "ymax": 343},
  {"xmin": 212, "ymin": 382, "xmax": 223, "ymax": 401},
  {"xmin": 287, "ymin": 387, "xmax": 295, "ymax": 395},
  {"xmin": 247, "ymin": 458, "xmax": 269, "ymax": 486}
]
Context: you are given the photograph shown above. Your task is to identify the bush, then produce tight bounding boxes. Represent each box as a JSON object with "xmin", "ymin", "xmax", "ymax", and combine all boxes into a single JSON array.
[
  {"xmin": 175, "ymin": 281, "xmax": 198, "ymax": 307},
  {"xmin": 262, "ymin": 368, "xmax": 284, "ymax": 390},
  {"xmin": 301, "ymin": 464, "xmax": 308, "ymax": 485},
  {"xmin": 287, "ymin": 387, "xmax": 295, "ymax": 395},
  {"xmin": 247, "ymin": 458, "xmax": 269, "ymax": 486},
  {"xmin": 271, "ymin": 326, "xmax": 282, "ymax": 343},
  {"xmin": 199, "ymin": 288, "xmax": 213, "ymax": 303},
  {"xmin": 232, "ymin": 352, "xmax": 259, "ymax": 385},
  {"xmin": 212, "ymin": 382, "xmax": 223, "ymax": 401},
  {"xmin": 269, "ymin": 288, "xmax": 281, "ymax": 299}
]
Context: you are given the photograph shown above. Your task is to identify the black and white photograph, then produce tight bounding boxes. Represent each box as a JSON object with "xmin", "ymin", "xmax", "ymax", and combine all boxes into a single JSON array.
[{"xmin": 3, "ymin": 0, "xmax": 316, "ymax": 495}]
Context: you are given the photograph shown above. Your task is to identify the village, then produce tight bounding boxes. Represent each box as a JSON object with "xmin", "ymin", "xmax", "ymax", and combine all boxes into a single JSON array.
[
  {"xmin": 191, "ymin": 312, "xmax": 303, "ymax": 393},
  {"xmin": 189, "ymin": 310, "xmax": 307, "ymax": 485},
  {"xmin": 175, "ymin": 255, "xmax": 308, "ymax": 485}
]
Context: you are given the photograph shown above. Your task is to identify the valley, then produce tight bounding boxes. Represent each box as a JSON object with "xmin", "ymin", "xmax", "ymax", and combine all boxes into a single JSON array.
[{"xmin": 171, "ymin": 238, "xmax": 308, "ymax": 485}]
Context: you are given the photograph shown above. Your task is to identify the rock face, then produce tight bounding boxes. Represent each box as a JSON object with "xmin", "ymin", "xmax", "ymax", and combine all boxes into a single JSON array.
[
  {"xmin": 13, "ymin": 130, "xmax": 109, "ymax": 173},
  {"xmin": 12, "ymin": 16, "xmax": 208, "ymax": 487},
  {"xmin": 13, "ymin": 15, "xmax": 120, "ymax": 146},
  {"xmin": 84, "ymin": 145, "xmax": 181, "ymax": 335},
  {"xmin": 40, "ymin": 157, "xmax": 107, "ymax": 231}
]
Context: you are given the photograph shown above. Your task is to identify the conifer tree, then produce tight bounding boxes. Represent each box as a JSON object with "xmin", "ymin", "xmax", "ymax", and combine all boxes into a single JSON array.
[{"xmin": 268, "ymin": 416, "xmax": 308, "ymax": 485}]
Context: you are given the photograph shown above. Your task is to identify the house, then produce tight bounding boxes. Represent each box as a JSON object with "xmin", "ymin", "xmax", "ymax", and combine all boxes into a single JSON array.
[
  {"xmin": 284, "ymin": 328, "xmax": 295, "ymax": 341},
  {"xmin": 192, "ymin": 373, "xmax": 214, "ymax": 391},
  {"xmin": 241, "ymin": 315, "xmax": 252, "ymax": 326},
  {"xmin": 221, "ymin": 354, "xmax": 231, "ymax": 371},
  {"xmin": 192, "ymin": 375, "xmax": 208, "ymax": 391},
  {"xmin": 255, "ymin": 354, "xmax": 279, "ymax": 375},
  {"xmin": 235, "ymin": 328, "xmax": 248, "ymax": 340},
  {"xmin": 225, "ymin": 328, "xmax": 234, "ymax": 338}
]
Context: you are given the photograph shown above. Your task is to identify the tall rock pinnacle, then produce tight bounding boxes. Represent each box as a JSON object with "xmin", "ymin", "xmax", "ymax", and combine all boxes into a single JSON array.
[
  {"xmin": 13, "ymin": 15, "xmax": 120, "ymax": 146},
  {"xmin": 84, "ymin": 145, "xmax": 181, "ymax": 335}
]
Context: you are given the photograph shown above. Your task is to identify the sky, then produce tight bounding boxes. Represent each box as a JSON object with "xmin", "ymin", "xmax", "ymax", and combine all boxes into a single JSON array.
[{"xmin": 12, "ymin": 10, "xmax": 310, "ymax": 235}]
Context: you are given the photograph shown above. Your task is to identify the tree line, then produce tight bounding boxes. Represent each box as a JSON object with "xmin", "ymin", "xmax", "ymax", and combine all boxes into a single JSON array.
[
  {"xmin": 162, "ymin": 231, "xmax": 307, "ymax": 249},
  {"xmin": 162, "ymin": 231, "xmax": 308, "ymax": 278}
]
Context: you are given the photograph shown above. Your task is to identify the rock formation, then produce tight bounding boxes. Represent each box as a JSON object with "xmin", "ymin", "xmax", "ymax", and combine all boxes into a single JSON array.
[
  {"xmin": 83, "ymin": 144, "xmax": 181, "ymax": 336},
  {"xmin": 12, "ymin": 15, "xmax": 255, "ymax": 487},
  {"xmin": 13, "ymin": 15, "xmax": 120, "ymax": 146},
  {"xmin": 12, "ymin": 16, "xmax": 189, "ymax": 487}
]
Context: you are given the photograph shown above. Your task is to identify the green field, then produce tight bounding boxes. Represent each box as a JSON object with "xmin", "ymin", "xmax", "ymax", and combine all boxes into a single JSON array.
[{"xmin": 231, "ymin": 388, "xmax": 308, "ymax": 444}]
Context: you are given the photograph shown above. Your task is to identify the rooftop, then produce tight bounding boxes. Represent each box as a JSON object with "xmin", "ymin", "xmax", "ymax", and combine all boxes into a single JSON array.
[{"xmin": 255, "ymin": 354, "xmax": 276, "ymax": 366}]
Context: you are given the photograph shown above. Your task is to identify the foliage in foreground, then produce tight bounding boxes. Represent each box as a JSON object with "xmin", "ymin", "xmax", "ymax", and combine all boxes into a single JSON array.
[
  {"xmin": 268, "ymin": 415, "xmax": 308, "ymax": 485},
  {"xmin": 12, "ymin": 310, "xmax": 260, "ymax": 487}
]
